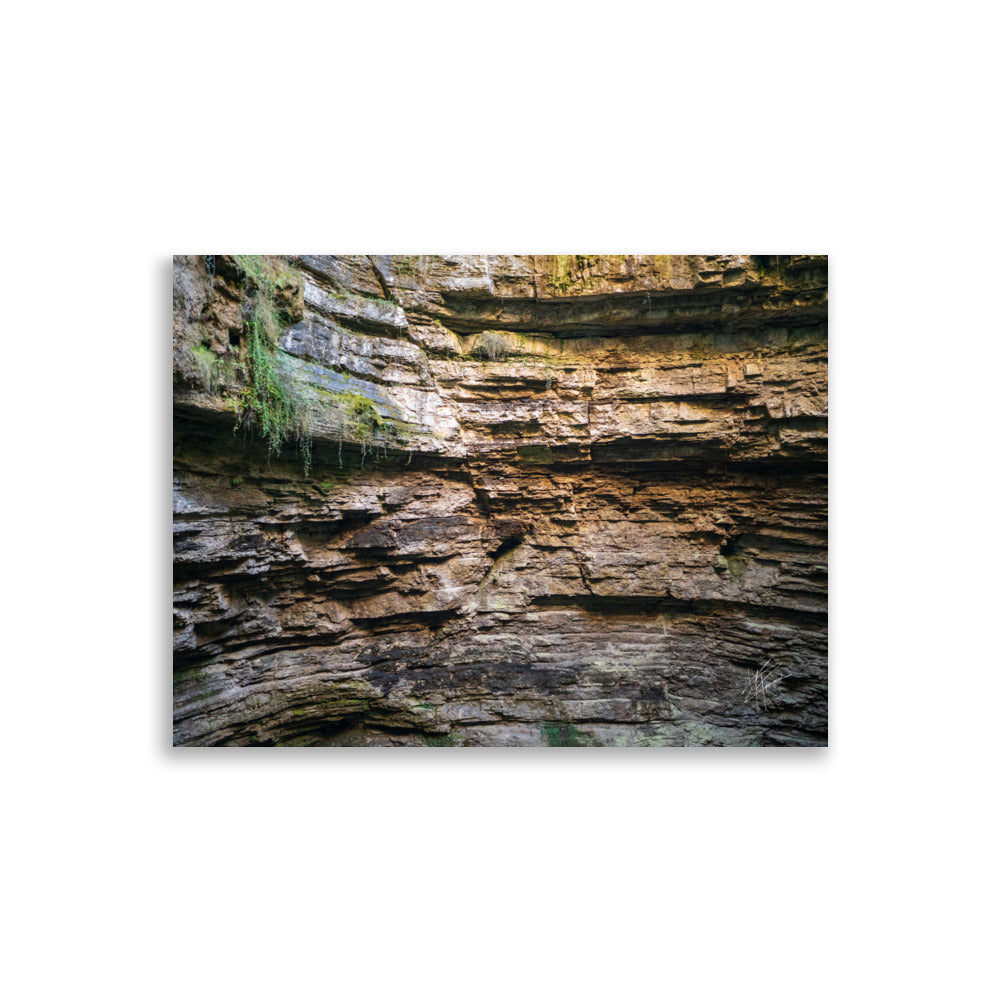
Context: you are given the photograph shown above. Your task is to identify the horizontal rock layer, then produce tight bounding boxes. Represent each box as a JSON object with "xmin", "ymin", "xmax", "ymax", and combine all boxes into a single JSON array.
[{"xmin": 173, "ymin": 254, "xmax": 828, "ymax": 746}]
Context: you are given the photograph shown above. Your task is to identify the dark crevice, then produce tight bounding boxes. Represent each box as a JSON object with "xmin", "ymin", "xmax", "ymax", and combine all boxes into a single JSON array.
[
  {"xmin": 490, "ymin": 534, "xmax": 523, "ymax": 561},
  {"xmin": 366, "ymin": 255, "xmax": 399, "ymax": 305}
]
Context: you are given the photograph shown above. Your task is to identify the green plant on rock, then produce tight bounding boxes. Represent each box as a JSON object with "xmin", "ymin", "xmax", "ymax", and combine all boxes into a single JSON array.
[
  {"xmin": 232, "ymin": 254, "xmax": 296, "ymax": 298},
  {"xmin": 393, "ymin": 255, "xmax": 421, "ymax": 276},
  {"xmin": 541, "ymin": 722, "xmax": 586, "ymax": 747},
  {"xmin": 344, "ymin": 392, "xmax": 382, "ymax": 434},
  {"xmin": 336, "ymin": 391, "xmax": 388, "ymax": 466},
  {"xmin": 550, "ymin": 254, "xmax": 578, "ymax": 294},
  {"xmin": 422, "ymin": 731, "xmax": 458, "ymax": 747},
  {"xmin": 475, "ymin": 330, "xmax": 514, "ymax": 361},
  {"xmin": 229, "ymin": 255, "xmax": 313, "ymax": 477},
  {"xmin": 189, "ymin": 342, "xmax": 219, "ymax": 392}
]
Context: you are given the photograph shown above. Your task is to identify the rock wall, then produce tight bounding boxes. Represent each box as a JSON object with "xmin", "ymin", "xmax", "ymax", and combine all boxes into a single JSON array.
[{"xmin": 173, "ymin": 254, "xmax": 828, "ymax": 746}]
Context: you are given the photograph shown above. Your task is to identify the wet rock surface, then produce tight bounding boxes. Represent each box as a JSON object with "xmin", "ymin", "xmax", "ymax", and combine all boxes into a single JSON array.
[{"xmin": 173, "ymin": 254, "xmax": 827, "ymax": 746}]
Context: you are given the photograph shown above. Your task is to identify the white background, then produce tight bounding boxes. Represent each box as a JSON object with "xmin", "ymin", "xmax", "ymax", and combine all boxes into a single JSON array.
[{"xmin": 2, "ymin": 2, "xmax": 996, "ymax": 997}]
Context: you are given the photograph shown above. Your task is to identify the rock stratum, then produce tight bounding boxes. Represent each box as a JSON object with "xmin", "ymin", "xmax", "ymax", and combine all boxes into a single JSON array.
[{"xmin": 173, "ymin": 254, "xmax": 828, "ymax": 746}]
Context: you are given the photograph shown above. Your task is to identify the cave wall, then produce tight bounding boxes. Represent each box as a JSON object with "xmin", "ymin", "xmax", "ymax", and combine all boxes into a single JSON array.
[{"xmin": 173, "ymin": 254, "xmax": 828, "ymax": 746}]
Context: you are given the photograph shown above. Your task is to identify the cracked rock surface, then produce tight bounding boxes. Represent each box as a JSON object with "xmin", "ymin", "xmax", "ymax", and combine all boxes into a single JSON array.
[{"xmin": 173, "ymin": 254, "xmax": 827, "ymax": 746}]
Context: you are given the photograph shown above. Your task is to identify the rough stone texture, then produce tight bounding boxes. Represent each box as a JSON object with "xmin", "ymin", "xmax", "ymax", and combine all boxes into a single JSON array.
[{"xmin": 173, "ymin": 254, "xmax": 827, "ymax": 746}]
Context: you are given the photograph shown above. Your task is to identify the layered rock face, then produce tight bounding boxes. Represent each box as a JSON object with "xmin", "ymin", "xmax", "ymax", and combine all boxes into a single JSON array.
[{"xmin": 173, "ymin": 254, "xmax": 828, "ymax": 746}]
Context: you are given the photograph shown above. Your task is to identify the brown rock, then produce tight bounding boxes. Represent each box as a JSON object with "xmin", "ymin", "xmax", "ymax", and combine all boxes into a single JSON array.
[{"xmin": 173, "ymin": 254, "xmax": 828, "ymax": 746}]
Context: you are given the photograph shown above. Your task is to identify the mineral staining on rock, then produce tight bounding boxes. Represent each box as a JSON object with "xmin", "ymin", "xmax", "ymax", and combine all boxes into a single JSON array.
[{"xmin": 173, "ymin": 254, "xmax": 828, "ymax": 746}]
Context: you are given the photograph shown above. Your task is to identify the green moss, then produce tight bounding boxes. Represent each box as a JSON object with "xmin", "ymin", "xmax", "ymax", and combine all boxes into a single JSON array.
[
  {"xmin": 653, "ymin": 255, "xmax": 674, "ymax": 280},
  {"xmin": 541, "ymin": 722, "xmax": 586, "ymax": 746},
  {"xmin": 189, "ymin": 343, "xmax": 219, "ymax": 392},
  {"xmin": 726, "ymin": 555, "xmax": 749, "ymax": 580},
  {"xmin": 393, "ymin": 255, "xmax": 436, "ymax": 276},
  {"xmin": 343, "ymin": 392, "xmax": 383, "ymax": 436},
  {"xmin": 423, "ymin": 732, "xmax": 458, "ymax": 747},
  {"xmin": 340, "ymin": 392, "xmax": 385, "ymax": 462},
  {"xmin": 233, "ymin": 254, "xmax": 296, "ymax": 296},
  {"xmin": 749, "ymin": 255, "xmax": 791, "ymax": 285},
  {"xmin": 550, "ymin": 255, "xmax": 633, "ymax": 293},
  {"xmin": 315, "ymin": 388, "xmax": 411, "ymax": 466},
  {"xmin": 550, "ymin": 254, "xmax": 577, "ymax": 293}
]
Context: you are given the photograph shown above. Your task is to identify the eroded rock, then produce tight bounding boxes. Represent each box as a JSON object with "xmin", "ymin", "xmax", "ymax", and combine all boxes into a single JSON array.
[{"xmin": 173, "ymin": 254, "xmax": 828, "ymax": 746}]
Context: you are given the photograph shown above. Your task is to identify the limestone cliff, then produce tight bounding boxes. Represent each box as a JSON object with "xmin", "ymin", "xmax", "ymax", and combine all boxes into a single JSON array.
[{"xmin": 173, "ymin": 254, "xmax": 828, "ymax": 746}]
